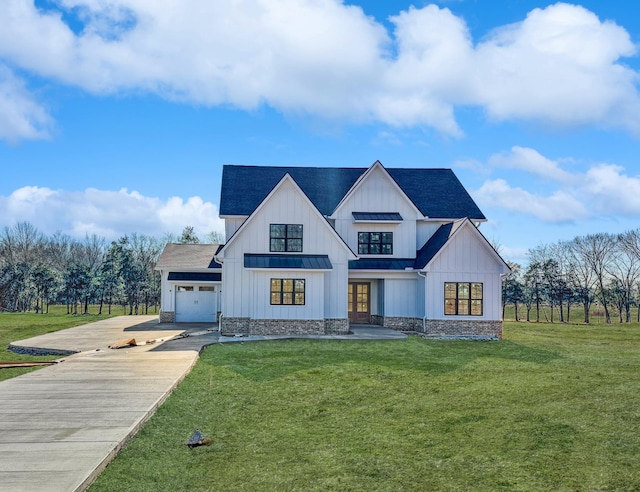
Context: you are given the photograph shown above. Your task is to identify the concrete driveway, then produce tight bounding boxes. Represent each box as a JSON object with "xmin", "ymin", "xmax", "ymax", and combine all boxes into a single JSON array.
[
  {"xmin": 0, "ymin": 316, "xmax": 219, "ymax": 492},
  {"xmin": 0, "ymin": 317, "xmax": 406, "ymax": 492}
]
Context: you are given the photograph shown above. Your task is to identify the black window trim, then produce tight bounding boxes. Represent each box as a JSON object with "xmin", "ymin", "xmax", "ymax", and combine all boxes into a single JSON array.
[
  {"xmin": 270, "ymin": 278, "xmax": 306, "ymax": 306},
  {"xmin": 444, "ymin": 282, "xmax": 483, "ymax": 316},
  {"xmin": 357, "ymin": 231, "xmax": 393, "ymax": 255},
  {"xmin": 270, "ymin": 224, "xmax": 303, "ymax": 253}
]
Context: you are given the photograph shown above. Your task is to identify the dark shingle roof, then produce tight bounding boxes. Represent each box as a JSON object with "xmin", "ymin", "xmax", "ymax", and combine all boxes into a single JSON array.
[
  {"xmin": 244, "ymin": 254, "xmax": 332, "ymax": 270},
  {"xmin": 219, "ymin": 165, "xmax": 485, "ymax": 220},
  {"xmin": 414, "ymin": 221, "xmax": 465, "ymax": 269}
]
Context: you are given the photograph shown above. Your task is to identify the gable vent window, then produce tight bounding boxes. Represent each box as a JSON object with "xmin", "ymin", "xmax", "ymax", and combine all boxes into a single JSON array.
[
  {"xmin": 444, "ymin": 282, "xmax": 483, "ymax": 316},
  {"xmin": 358, "ymin": 232, "xmax": 393, "ymax": 255},
  {"xmin": 270, "ymin": 224, "xmax": 303, "ymax": 252}
]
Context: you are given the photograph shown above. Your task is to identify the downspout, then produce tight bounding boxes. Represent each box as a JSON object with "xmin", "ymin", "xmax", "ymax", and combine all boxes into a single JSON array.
[
  {"xmin": 214, "ymin": 255, "xmax": 224, "ymax": 330},
  {"xmin": 417, "ymin": 270, "xmax": 427, "ymax": 333}
]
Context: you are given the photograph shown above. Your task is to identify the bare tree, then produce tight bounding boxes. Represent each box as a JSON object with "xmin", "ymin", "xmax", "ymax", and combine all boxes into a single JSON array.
[
  {"xmin": 609, "ymin": 230, "xmax": 640, "ymax": 322},
  {"xmin": 204, "ymin": 230, "xmax": 225, "ymax": 244},
  {"xmin": 567, "ymin": 238, "xmax": 597, "ymax": 323},
  {"xmin": 573, "ymin": 233, "xmax": 616, "ymax": 324}
]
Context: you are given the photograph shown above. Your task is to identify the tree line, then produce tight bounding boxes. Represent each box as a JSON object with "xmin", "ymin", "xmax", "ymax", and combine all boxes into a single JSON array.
[
  {"xmin": 0, "ymin": 222, "xmax": 221, "ymax": 315},
  {"xmin": 502, "ymin": 230, "xmax": 640, "ymax": 324}
]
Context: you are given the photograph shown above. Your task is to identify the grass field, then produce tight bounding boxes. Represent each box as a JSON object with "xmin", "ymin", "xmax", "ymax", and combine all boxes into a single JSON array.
[
  {"xmin": 89, "ymin": 321, "xmax": 640, "ymax": 491},
  {"xmin": 0, "ymin": 306, "xmax": 123, "ymax": 381}
]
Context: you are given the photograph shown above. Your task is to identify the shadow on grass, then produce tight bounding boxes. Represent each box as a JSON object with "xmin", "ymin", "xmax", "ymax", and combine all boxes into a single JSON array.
[{"xmin": 200, "ymin": 337, "xmax": 561, "ymax": 382}]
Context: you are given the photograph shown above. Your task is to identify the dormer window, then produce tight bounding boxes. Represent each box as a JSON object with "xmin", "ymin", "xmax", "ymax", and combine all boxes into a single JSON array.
[
  {"xmin": 270, "ymin": 224, "xmax": 303, "ymax": 252},
  {"xmin": 358, "ymin": 232, "xmax": 393, "ymax": 255}
]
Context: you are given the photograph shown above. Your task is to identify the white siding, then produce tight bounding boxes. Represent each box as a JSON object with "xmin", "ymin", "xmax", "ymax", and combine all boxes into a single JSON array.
[
  {"xmin": 252, "ymin": 271, "xmax": 324, "ymax": 320},
  {"xmin": 384, "ymin": 278, "xmax": 419, "ymax": 317},
  {"xmin": 225, "ymin": 217, "xmax": 246, "ymax": 241},
  {"xmin": 324, "ymin": 263, "xmax": 349, "ymax": 318},
  {"xmin": 424, "ymin": 225, "xmax": 505, "ymax": 321},
  {"xmin": 221, "ymin": 177, "xmax": 351, "ymax": 321},
  {"xmin": 333, "ymin": 165, "xmax": 421, "ymax": 258},
  {"xmin": 416, "ymin": 222, "xmax": 442, "ymax": 250},
  {"xmin": 159, "ymin": 271, "xmax": 173, "ymax": 312}
]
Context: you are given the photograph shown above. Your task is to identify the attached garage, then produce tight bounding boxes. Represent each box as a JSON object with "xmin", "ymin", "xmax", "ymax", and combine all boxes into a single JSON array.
[
  {"xmin": 175, "ymin": 286, "xmax": 220, "ymax": 322},
  {"xmin": 156, "ymin": 244, "xmax": 223, "ymax": 324},
  {"xmin": 169, "ymin": 272, "xmax": 221, "ymax": 323}
]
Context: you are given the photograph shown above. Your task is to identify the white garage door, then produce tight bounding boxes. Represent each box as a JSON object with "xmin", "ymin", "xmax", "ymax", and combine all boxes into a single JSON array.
[{"xmin": 175, "ymin": 289, "xmax": 218, "ymax": 322}]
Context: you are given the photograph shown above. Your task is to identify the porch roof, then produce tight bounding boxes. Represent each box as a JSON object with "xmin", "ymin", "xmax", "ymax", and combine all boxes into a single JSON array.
[
  {"xmin": 167, "ymin": 272, "xmax": 222, "ymax": 282},
  {"xmin": 348, "ymin": 258, "xmax": 415, "ymax": 270},
  {"xmin": 244, "ymin": 254, "xmax": 333, "ymax": 270}
]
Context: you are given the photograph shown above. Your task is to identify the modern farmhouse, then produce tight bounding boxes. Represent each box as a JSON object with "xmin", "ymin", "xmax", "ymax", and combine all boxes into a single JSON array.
[{"xmin": 156, "ymin": 161, "xmax": 510, "ymax": 338}]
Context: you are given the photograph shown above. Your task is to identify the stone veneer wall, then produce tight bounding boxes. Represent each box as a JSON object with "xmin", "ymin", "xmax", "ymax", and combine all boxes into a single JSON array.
[
  {"xmin": 220, "ymin": 318, "xmax": 349, "ymax": 336},
  {"xmin": 220, "ymin": 317, "xmax": 250, "ymax": 335},
  {"xmin": 324, "ymin": 318, "xmax": 349, "ymax": 335},
  {"xmin": 159, "ymin": 311, "xmax": 175, "ymax": 323},
  {"xmin": 382, "ymin": 316, "xmax": 423, "ymax": 332},
  {"xmin": 424, "ymin": 319, "xmax": 502, "ymax": 339},
  {"xmin": 370, "ymin": 315, "xmax": 384, "ymax": 326}
]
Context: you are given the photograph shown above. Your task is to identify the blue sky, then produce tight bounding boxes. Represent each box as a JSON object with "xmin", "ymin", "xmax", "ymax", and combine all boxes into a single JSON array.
[{"xmin": 1, "ymin": 0, "xmax": 640, "ymax": 264}]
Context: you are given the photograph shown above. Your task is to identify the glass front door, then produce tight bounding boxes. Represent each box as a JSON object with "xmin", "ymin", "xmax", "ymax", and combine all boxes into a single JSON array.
[{"xmin": 348, "ymin": 282, "xmax": 370, "ymax": 323}]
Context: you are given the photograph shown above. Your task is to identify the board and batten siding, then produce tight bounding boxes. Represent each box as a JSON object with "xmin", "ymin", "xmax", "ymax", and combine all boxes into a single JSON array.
[
  {"xmin": 159, "ymin": 270, "xmax": 173, "ymax": 313},
  {"xmin": 416, "ymin": 222, "xmax": 442, "ymax": 250},
  {"xmin": 225, "ymin": 218, "xmax": 246, "ymax": 241},
  {"xmin": 252, "ymin": 271, "xmax": 324, "ymax": 320},
  {"xmin": 383, "ymin": 278, "xmax": 420, "ymax": 317},
  {"xmin": 423, "ymin": 225, "xmax": 505, "ymax": 321},
  {"xmin": 220, "ymin": 178, "xmax": 351, "ymax": 320},
  {"xmin": 333, "ymin": 166, "xmax": 421, "ymax": 258}
]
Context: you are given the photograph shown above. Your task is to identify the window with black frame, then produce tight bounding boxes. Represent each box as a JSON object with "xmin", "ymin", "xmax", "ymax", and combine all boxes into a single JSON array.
[
  {"xmin": 358, "ymin": 232, "xmax": 393, "ymax": 255},
  {"xmin": 444, "ymin": 282, "xmax": 483, "ymax": 316},
  {"xmin": 270, "ymin": 224, "xmax": 303, "ymax": 252},
  {"xmin": 270, "ymin": 279, "xmax": 305, "ymax": 305}
]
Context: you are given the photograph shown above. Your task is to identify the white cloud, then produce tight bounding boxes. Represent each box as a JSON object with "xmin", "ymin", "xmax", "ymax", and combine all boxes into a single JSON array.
[
  {"xmin": 489, "ymin": 146, "xmax": 574, "ymax": 183},
  {"xmin": 475, "ymin": 148, "xmax": 640, "ymax": 223},
  {"xmin": 473, "ymin": 178, "xmax": 587, "ymax": 222},
  {"xmin": 472, "ymin": 4, "xmax": 640, "ymax": 131},
  {"xmin": 0, "ymin": 186, "xmax": 224, "ymax": 240},
  {"xmin": 0, "ymin": 65, "xmax": 52, "ymax": 142},
  {"xmin": 1, "ymin": 1, "xmax": 640, "ymax": 140},
  {"xmin": 582, "ymin": 163, "xmax": 640, "ymax": 214}
]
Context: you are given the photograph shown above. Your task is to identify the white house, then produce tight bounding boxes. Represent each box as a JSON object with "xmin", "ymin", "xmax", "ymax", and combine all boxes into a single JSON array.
[{"xmin": 157, "ymin": 161, "xmax": 510, "ymax": 338}]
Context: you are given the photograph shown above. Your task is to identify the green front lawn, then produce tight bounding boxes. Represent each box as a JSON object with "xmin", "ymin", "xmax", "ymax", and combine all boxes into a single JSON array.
[
  {"xmin": 91, "ymin": 322, "xmax": 640, "ymax": 491},
  {"xmin": 0, "ymin": 306, "xmax": 120, "ymax": 381}
]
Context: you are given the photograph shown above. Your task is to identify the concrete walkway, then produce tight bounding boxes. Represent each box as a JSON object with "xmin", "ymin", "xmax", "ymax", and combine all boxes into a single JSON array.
[{"xmin": 0, "ymin": 317, "xmax": 406, "ymax": 492}]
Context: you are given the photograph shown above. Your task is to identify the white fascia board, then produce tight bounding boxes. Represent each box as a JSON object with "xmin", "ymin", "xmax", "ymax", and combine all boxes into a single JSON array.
[
  {"xmin": 419, "ymin": 217, "xmax": 487, "ymax": 223},
  {"xmin": 219, "ymin": 214, "xmax": 248, "ymax": 220},
  {"xmin": 422, "ymin": 218, "xmax": 511, "ymax": 274}
]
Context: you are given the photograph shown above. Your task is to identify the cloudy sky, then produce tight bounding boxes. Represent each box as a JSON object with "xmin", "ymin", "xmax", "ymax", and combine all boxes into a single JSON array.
[{"xmin": 1, "ymin": 0, "xmax": 640, "ymax": 264}]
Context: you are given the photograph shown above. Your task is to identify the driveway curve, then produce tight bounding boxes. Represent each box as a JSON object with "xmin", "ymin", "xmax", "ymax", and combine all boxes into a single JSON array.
[{"xmin": 0, "ymin": 316, "xmax": 219, "ymax": 492}]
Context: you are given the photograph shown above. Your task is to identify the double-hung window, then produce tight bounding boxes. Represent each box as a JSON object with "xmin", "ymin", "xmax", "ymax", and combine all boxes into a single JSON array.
[
  {"xmin": 270, "ymin": 224, "xmax": 303, "ymax": 252},
  {"xmin": 444, "ymin": 282, "xmax": 483, "ymax": 316},
  {"xmin": 358, "ymin": 232, "xmax": 393, "ymax": 255},
  {"xmin": 270, "ymin": 279, "xmax": 305, "ymax": 305}
]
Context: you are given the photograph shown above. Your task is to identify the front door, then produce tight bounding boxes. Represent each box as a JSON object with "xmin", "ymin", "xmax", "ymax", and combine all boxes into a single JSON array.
[{"xmin": 348, "ymin": 282, "xmax": 370, "ymax": 323}]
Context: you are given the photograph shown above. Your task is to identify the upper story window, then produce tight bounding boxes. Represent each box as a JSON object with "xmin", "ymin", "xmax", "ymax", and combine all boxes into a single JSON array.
[
  {"xmin": 444, "ymin": 282, "xmax": 483, "ymax": 316},
  {"xmin": 270, "ymin": 224, "xmax": 303, "ymax": 252},
  {"xmin": 358, "ymin": 232, "xmax": 393, "ymax": 255}
]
